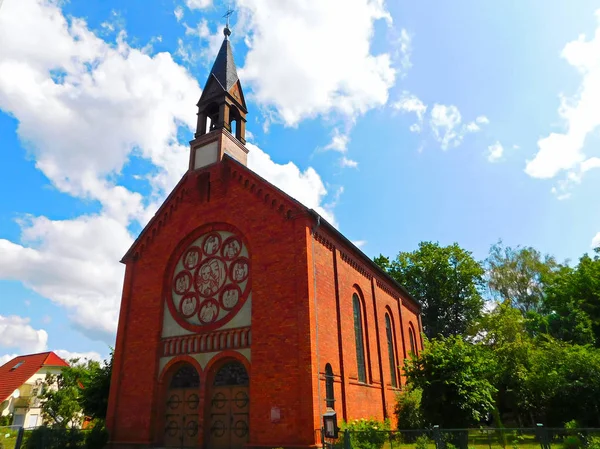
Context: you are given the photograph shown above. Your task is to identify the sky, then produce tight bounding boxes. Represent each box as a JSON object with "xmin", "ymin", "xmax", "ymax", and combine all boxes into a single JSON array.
[{"xmin": 0, "ymin": 0, "xmax": 599, "ymax": 364}]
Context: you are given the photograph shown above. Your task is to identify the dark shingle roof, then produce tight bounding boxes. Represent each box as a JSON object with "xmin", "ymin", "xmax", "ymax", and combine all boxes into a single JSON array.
[{"xmin": 206, "ymin": 38, "xmax": 239, "ymax": 92}]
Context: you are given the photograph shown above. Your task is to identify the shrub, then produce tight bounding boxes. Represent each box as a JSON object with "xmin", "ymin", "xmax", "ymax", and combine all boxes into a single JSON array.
[
  {"xmin": 23, "ymin": 426, "xmax": 85, "ymax": 449},
  {"xmin": 85, "ymin": 420, "xmax": 109, "ymax": 449},
  {"xmin": 340, "ymin": 418, "xmax": 391, "ymax": 449},
  {"xmin": 586, "ymin": 437, "xmax": 600, "ymax": 449},
  {"xmin": 395, "ymin": 388, "xmax": 425, "ymax": 430},
  {"xmin": 562, "ymin": 436, "xmax": 582, "ymax": 449},
  {"xmin": 415, "ymin": 435, "xmax": 432, "ymax": 449}
]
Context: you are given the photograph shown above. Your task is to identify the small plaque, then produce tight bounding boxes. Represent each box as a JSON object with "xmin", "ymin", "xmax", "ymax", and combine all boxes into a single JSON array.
[{"xmin": 270, "ymin": 406, "xmax": 281, "ymax": 423}]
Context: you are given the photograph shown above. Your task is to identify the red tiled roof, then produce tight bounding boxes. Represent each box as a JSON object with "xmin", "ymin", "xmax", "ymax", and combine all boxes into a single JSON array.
[{"xmin": 0, "ymin": 352, "xmax": 69, "ymax": 403}]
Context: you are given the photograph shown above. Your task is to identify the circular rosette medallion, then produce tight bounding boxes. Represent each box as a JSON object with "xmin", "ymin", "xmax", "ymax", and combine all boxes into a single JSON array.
[
  {"xmin": 173, "ymin": 271, "xmax": 192, "ymax": 295},
  {"xmin": 168, "ymin": 228, "xmax": 251, "ymax": 332},
  {"xmin": 179, "ymin": 293, "xmax": 199, "ymax": 318},
  {"xmin": 220, "ymin": 285, "xmax": 241, "ymax": 311},
  {"xmin": 198, "ymin": 298, "xmax": 220, "ymax": 324},
  {"xmin": 195, "ymin": 258, "xmax": 227, "ymax": 298}
]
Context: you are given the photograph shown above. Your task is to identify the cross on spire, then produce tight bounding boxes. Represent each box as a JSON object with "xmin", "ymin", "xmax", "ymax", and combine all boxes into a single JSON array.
[{"xmin": 223, "ymin": 4, "xmax": 234, "ymax": 38}]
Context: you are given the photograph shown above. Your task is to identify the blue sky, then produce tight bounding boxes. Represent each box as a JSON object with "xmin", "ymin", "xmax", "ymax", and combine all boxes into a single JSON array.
[{"xmin": 0, "ymin": 0, "xmax": 599, "ymax": 363}]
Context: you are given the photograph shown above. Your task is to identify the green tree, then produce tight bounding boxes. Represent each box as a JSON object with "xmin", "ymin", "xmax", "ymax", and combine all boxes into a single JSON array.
[
  {"xmin": 475, "ymin": 303, "xmax": 536, "ymax": 426},
  {"xmin": 485, "ymin": 241, "xmax": 560, "ymax": 314},
  {"xmin": 543, "ymin": 249, "xmax": 600, "ymax": 346},
  {"xmin": 79, "ymin": 351, "xmax": 113, "ymax": 420},
  {"xmin": 404, "ymin": 335, "xmax": 497, "ymax": 428},
  {"xmin": 40, "ymin": 361, "xmax": 88, "ymax": 428},
  {"xmin": 379, "ymin": 242, "xmax": 485, "ymax": 338},
  {"xmin": 525, "ymin": 339, "xmax": 600, "ymax": 426}
]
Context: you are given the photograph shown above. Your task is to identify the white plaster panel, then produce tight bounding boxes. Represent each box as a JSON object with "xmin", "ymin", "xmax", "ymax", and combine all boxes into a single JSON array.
[{"xmin": 194, "ymin": 141, "xmax": 218, "ymax": 169}]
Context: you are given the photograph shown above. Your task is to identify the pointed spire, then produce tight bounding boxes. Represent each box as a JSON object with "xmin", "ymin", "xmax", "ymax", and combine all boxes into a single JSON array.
[{"xmin": 206, "ymin": 33, "xmax": 239, "ymax": 92}]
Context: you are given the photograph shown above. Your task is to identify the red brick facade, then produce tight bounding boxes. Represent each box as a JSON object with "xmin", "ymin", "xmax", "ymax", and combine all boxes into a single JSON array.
[
  {"xmin": 106, "ymin": 27, "xmax": 422, "ymax": 449},
  {"xmin": 105, "ymin": 155, "xmax": 423, "ymax": 449}
]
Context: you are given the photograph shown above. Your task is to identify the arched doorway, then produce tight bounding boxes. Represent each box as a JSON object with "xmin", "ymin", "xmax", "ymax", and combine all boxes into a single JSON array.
[
  {"xmin": 163, "ymin": 364, "xmax": 200, "ymax": 447},
  {"xmin": 207, "ymin": 361, "xmax": 249, "ymax": 449}
]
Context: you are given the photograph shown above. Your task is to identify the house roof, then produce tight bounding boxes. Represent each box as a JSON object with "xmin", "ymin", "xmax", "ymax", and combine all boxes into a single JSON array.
[{"xmin": 0, "ymin": 352, "xmax": 69, "ymax": 403}]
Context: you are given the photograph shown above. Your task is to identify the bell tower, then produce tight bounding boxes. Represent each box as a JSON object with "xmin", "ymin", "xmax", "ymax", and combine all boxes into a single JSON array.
[{"xmin": 189, "ymin": 22, "xmax": 249, "ymax": 171}]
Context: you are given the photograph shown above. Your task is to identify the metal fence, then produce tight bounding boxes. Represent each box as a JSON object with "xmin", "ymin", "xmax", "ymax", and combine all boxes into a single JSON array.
[{"xmin": 320, "ymin": 427, "xmax": 600, "ymax": 449}]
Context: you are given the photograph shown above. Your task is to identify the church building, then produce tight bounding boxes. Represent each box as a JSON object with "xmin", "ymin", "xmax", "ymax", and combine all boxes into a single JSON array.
[{"xmin": 106, "ymin": 22, "xmax": 423, "ymax": 449}]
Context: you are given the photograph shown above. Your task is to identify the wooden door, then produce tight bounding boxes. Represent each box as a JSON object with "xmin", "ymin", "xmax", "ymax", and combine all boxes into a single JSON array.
[
  {"xmin": 163, "ymin": 364, "xmax": 201, "ymax": 448},
  {"xmin": 207, "ymin": 361, "xmax": 249, "ymax": 449},
  {"xmin": 208, "ymin": 386, "xmax": 249, "ymax": 449}
]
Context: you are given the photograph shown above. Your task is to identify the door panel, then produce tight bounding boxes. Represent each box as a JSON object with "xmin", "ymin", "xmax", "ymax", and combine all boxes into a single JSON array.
[
  {"xmin": 208, "ymin": 386, "xmax": 249, "ymax": 449},
  {"xmin": 164, "ymin": 389, "xmax": 200, "ymax": 447}
]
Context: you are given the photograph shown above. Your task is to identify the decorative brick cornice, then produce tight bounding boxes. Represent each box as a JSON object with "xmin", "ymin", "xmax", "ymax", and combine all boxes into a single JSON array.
[
  {"xmin": 314, "ymin": 232, "xmax": 335, "ymax": 251},
  {"xmin": 123, "ymin": 177, "xmax": 189, "ymax": 263},
  {"xmin": 402, "ymin": 298, "xmax": 420, "ymax": 315},
  {"xmin": 340, "ymin": 251, "xmax": 373, "ymax": 281},
  {"xmin": 375, "ymin": 278, "xmax": 399, "ymax": 300},
  {"xmin": 162, "ymin": 326, "xmax": 251, "ymax": 357},
  {"xmin": 226, "ymin": 161, "xmax": 303, "ymax": 222}
]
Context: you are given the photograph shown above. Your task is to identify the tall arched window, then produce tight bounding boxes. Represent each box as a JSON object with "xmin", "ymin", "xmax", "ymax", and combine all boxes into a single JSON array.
[
  {"xmin": 352, "ymin": 293, "xmax": 367, "ymax": 383},
  {"xmin": 408, "ymin": 326, "xmax": 416, "ymax": 355},
  {"xmin": 325, "ymin": 363, "xmax": 335, "ymax": 409},
  {"xmin": 385, "ymin": 313, "xmax": 398, "ymax": 387}
]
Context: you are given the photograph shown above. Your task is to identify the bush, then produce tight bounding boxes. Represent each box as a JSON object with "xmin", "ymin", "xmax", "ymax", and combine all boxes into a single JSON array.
[
  {"xmin": 85, "ymin": 421, "xmax": 109, "ymax": 449},
  {"xmin": 23, "ymin": 426, "xmax": 85, "ymax": 449},
  {"xmin": 586, "ymin": 437, "xmax": 600, "ymax": 449},
  {"xmin": 395, "ymin": 388, "xmax": 425, "ymax": 430},
  {"xmin": 415, "ymin": 435, "xmax": 432, "ymax": 449},
  {"xmin": 562, "ymin": 436, "xmax": 582, "ymax": 449},
  {"xmin": 340, "ymin": 418, "xmax": 391, "ymax": 449}
]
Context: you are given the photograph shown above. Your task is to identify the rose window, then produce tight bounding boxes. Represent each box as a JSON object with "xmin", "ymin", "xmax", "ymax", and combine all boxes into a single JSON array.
[{"xmin": 169, "ymin": 230, "xmax": 250, "ymax": 331}]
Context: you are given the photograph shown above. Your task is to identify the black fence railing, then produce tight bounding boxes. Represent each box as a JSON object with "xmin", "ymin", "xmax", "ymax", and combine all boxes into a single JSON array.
[{"xmin": 319, "ymin": 427, "xmax": 600, "ymax": 449}]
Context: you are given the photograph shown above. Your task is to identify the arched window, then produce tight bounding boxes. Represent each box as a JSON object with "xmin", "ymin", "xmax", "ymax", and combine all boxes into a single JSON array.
[
  {"xmin": 325, "ymin": 363, "xmax": 334, "ymax": 409},
  {"xmin": 408, "ymin": 326, "xmax": 416, "ymax": 356},
  {"xmin": 385, "ymin": 313, "xmax": 398, "ymax": 387},
  {"xmin": 352, "ymin": 293, "xmax": 367, "ymax": 383},
  {"xmin": 170, "ymin": 364, "xmax": 200, "ymax": 389}
]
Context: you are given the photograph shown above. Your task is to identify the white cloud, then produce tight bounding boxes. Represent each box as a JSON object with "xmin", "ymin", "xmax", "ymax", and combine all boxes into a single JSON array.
[
  {"xmin": 185, "ymin": 0, "xmax": 213, "ymax": 9},
  {"xmin": 54, "ymin": 349, "xmax": 104, "ymax": 363},
  {"xmin": 237, "ymin": 0, "xmax": 396, "ymax": 126},
  {"xmin": 0, "ymin": 315, "xmax": 48, "ymax": 354},
  {"xmin": 0, "ymin": 0, "xmax": 201, "ymax": 226},
  {"xmin": 525, "ymin": 10, "xmax": 600, "ymax": 180},
  {"xmin": 174, "ymin": 6, "xmax": 184, "ymax": 22},
  {"xmin": 429, "ymin": 104, "xmax": 487, "ymax": 150},
  {"xmin": 592, "ymin": 232, "xmax": 600, "ymax": 248},
  {"xmin": 247, "ymin": 143, "xmax": 336, "ymax": 225},
  {"xmin": 487, "ymin": 141, "xmax": 504, "ymax": 162},
  {"xmin": 430, "ymin": 104, "xmax": 463, "ymax": 150},
  {"xmin": 351, "ymin": 240, "xmax": 367, "ymax": 249},
  {"xmin": 323, "ymin": 129, "xmax": 350, "ymax": 153},
  {"xmin": 0, "ymin": 215, "xmax": 131, "ymax": 340},
  {"xmin": 395, "ymin": 29, "xmax": 412, "ymax": 73},
  {"xmin": 340, "ymin": 157, "xmax": 359, "ymax": 168},
  {"xmin": 392, "ymin": 92, "xmax": 427, "ymax": 132}
]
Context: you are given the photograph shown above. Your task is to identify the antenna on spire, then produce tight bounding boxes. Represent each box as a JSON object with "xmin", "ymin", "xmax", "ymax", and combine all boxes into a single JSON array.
[{"xmin": 223, "ymin": 4, "xmax": 234, "ymax": 38}]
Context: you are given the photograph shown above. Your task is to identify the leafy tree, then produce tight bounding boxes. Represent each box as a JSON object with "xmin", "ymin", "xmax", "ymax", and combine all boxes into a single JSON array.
[
  {"xmin": 40, "ymin": 361, "xmax": 87, "ymax": 428},
  {"xmin": 404, "ymin": 335, "xmax": 497, "ymax": 428},
  {"xmin": 475, "ymin": 303, "xmax": 536, "ymax": 426},
  {"xmin": 485, "ymin": 241, "xmax": 560, "ymax": 314},
  {"xmin": 79, "ymin": 351, "xmax": 113, "ymax": 420},
  {"xmin": 525, "ymin": 339, "xmax": 600, "ymax": 427},
  {"xmin": 543, "ymin": 249, "xmax": 600, "ymax": 346},
  {"xmin": 378, "ymin": 242, "xmax": 484, "ymax": 338},
  {"xmin": 40, "ymin": 352, "xmax": 113, "ymax": 428}
]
